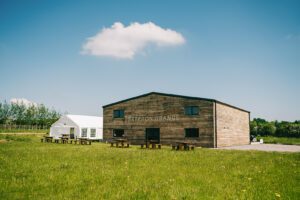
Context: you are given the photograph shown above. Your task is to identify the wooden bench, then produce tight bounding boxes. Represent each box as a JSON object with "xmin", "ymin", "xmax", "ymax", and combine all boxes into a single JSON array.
[
  {"xmin": 73, "ymin": 139, "xmax": 91, "ymax": 145},
  {"xmin": 117, "ymin": 141, "xmax": 130, "ymax": 148},
  {"xmin": 44, "ymin": 136, "xmax": 53, "ymax": 143},
  {"xmin": 178, "ymin": 143, "xmax": 185, "ymax": 150},
  {"xmin": 151, "ymin": 143, "xmax": 156, "ymax": 149},
  {"xmin": 61, "ymin": 138, "xmax": 68, "ymax": 144},
  {"xmin": 172, "ymin": 142, "xmax": 195, "ymax": 151},
  {"xmin": 141, "ymin": 143, "xmax": 161, "ymax": 149},
  {"xmin": 171, "ymin": 144, "xmax": 177, "ymax": 150},
  {"xmin": 80, "ymin": 139, "xmax": 87, "ymax": 145},
  {"xmin": 140, "ymin": 143, "xmax": 149, "ymax": 149},
  {"xmin": 110, "ymin": 138, "xmax": 129, "ymax": 148},
  {"xmin": 110, "ymin": 141, "xmax": 116, "ymax": 147}
]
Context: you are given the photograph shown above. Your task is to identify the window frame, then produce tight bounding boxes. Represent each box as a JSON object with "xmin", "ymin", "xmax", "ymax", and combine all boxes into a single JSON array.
[
  {"xmin": 81, "ymin": 128, "xmax": 88, "ymax": 138},
  {"xmin": 185, "ymin": 128, "xmax": 199, "ymax": 138},
  {"xmin": 113, "ymin": 109, "xmax": 125, "ymax": 118},
  {"xmin": 90, "ymin": 128, "xmax": 96, "ymax": 137},
  {"xmin": 184, "ymin": 106, "xmax": 199, "ymax": 116}
]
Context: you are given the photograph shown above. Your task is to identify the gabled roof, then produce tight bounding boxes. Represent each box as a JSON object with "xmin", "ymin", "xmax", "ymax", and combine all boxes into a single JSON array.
[
  {"xmin": 102, "ymin": 92, "xmax": 250, "ymax": 113},
  {"xmin": 66, "ymin": 115, "xmax": 103, "ymax": 128}
]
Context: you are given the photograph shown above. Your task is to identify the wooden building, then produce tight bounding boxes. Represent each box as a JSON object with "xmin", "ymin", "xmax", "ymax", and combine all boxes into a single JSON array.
[{"xmin": 103, "ymin": 92, "xmax": 250, "ymax": 148}]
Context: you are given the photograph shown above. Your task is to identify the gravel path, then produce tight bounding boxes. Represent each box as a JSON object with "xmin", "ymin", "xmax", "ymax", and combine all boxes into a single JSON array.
[{"xmin": 218, "ymin": 143, "xmax": 300, "ymax": 153}]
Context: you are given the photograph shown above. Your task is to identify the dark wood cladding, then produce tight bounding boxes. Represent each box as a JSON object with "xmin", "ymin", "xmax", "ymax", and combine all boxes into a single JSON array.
[
  {"xmin": 103, "ymin": 93, "xmax": 215, "ymax": 147},
  {"xmin": 103, "ymin": 92, "xmax": 250, "ymax": 148}
]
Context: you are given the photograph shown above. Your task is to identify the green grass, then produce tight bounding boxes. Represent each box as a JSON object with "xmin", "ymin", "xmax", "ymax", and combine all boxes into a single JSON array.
[
  {"xmin": 0, "ymin": 135, "xmax": 299, "ymax": 200},
  {"xmin": 0, "ymin": 129, "xmax": 48, "ymax": 134},
  {"xmin": 257, "ymin": 136, "xmax": 300, "ymax": 145}
]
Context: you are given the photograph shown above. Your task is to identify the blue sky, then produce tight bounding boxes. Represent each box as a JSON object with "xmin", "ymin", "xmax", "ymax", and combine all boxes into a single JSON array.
[{"xmin": 0, "ymin": 0, "xmax": 299, "ymax": 121}]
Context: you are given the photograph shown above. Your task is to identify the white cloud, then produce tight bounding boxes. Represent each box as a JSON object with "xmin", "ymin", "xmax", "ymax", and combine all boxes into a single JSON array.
[
  {"xmin": 81, "ymin": 22, "xmax": 185, "ymax": 59},
  {"xmin": 10, "ymin": 98, "xmax": 37, "ymax": 107}
]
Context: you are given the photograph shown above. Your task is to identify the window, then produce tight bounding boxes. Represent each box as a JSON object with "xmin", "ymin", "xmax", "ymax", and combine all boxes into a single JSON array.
[
  {"xmin": 113, "ymin": 129, "xmax": 124, "ymax": 137},
  {"xmin": 113, "ymin": 110, "xmax": 125, "ymax": 118},
  {"xmin": 185, "ymin": 128, "xmax": 199, "ymax": 138},
  {"xmin": 184, "ymin": 106, "xmax": 199, "ymax": 115},
  {"xmin": 81, "ymin": 128, "xmax": 87, "ymax": 137},
  {"xmin": 90, "ymin": 129, "xmax": 96, "ymax": 137}
]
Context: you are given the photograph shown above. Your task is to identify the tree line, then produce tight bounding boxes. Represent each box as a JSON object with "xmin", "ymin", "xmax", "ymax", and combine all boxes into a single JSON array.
[
  {"xmin": 250, "ymin": 118, "xmax": 300, "ymax": 138},
  {"xmin": 0, "ymin": 101, "xmax": 61, "ymax": 128},
  {"xmin": 1, "ymin": 100, "xmax": 299, "ymax": 137}
]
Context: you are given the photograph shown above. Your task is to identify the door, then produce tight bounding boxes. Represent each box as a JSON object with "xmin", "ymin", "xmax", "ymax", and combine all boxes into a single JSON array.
[
  {"xmin": 70, "ymin": 128, "xmax": 75, "ymax": 139},
  {"xmin": 145, "ymin": 128, "xmax": 160, "ymax": 143}
]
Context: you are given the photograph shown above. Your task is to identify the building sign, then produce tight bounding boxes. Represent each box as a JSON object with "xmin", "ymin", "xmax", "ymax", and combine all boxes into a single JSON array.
[{"xmin": 126, "ymin": 115, "xmax": 178, "ymax": 122}]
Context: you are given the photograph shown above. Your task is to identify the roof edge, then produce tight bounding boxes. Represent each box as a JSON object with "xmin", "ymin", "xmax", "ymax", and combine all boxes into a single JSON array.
[
  {"xmin": 215, "ymin": 100, "xmax": 250, "ymax": 113},
  {"xmin": 102, "ymin": 92, "xmax": 250, "ymax": 113},
  {"xmin": 66, "ymin": 114, "xmax": 102, "ymax": 118}
]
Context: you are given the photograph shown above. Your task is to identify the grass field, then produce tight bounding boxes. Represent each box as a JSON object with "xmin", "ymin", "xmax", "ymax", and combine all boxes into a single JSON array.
[
  {"xmin": 257, "ymin": 136, "xmax": 300, "ymax": 145},
  {"xmin": 0, "ymin": 135, "xmax": 299, "ymax": 200},
  {"xmin": 0, "ymin": 129, "xmax": 48, "ymax": 133}
]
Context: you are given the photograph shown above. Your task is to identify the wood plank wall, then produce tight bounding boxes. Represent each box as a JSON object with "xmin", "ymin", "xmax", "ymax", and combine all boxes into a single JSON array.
[
  {"xmin": 103, "ymin": 94, "xmax": 215, "ymax": 147},
  {"xmin": 216, "ymin": 103, "xmax": 250, "ymax": 147}
]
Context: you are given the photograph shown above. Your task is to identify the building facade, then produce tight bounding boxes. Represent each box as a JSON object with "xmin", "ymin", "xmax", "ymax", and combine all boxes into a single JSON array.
[
  {"xmin": 103, "ymin": 92, "xmax": 250, "ymax": 147},
  {"xmin": 50, "ymin": 115, "xmax": 103, "ymax": 140}
]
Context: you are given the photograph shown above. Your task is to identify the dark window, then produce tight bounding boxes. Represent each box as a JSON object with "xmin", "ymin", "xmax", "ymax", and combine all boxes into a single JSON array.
[
  {"xmin": 113, "ymin": 129, "xmax": 124, "ymax": 137},
  {"xmin": 185, "ymin": 128, "xmax": 199, "ymax": 137},
  {"xmin": 81, "ymin": 128, "xmax": 87, "ymax": 137},
  {"xmin": 184, "ymin": 106, "xmax": 199, "ymax": 115},
  {"xmin": 113, "ymin": 110, "xmax": 124, "ymax": 118},
  {"xmin": 90, "ymin": 129, "xmax": 96, "ymax": 137}
]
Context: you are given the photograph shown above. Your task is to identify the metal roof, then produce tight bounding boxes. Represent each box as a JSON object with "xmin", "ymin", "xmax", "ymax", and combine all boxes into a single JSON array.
[
  {"xmin": 102, "ymin": 92, "xmax": 250, "ymax": 113},
  {"xmin": 66, "ymin": 115, "xmax": 103, "ymax": 127}
]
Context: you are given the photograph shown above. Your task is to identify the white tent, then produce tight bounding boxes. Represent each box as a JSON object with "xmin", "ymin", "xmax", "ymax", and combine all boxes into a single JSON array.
[{"xmin": 50, "ymin": 115, "xmax": 103, "ymax": 140}]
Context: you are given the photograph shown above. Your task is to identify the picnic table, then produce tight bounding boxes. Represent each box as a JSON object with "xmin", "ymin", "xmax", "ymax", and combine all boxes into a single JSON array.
[
  {"xmin": 141, "ymin": 140, "xmax": 161, "ymax": 149},
  {"xmin": 110, "ymin": 138, "xmax": 130, "ymax": 148},
  {"xmin": 61, "ymin": 134, "xmax": 70, "ymax": 138},
  {"xmin": 43, "ymin": 136, "xmax": 53, "ymax": 143},
  {"xmin": 173, "ymin": 141, "xmax": 195, "ymax": 151},
  {"xmin": 60, "ymin": 134, "xmax": 70, "ymax": 144},
  {"xmin": 76, "ymin": 138, "xmax": 91, "ymax": 145}
]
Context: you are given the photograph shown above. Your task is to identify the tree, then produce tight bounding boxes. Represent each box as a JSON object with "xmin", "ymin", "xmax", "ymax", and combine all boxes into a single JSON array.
[
  {"xmin": 0, "ymin": 100, "xmax": 61, "ymax": 128},
  {"xmin": 250, "ymin": 120, "xmax": 258, "ymax": 136},
  {"xmin": 0, "ymin": 101, "xmax": 11, "ymax": 124},
  {"xmin": 262, "ymin": 123, "xmax": 276, "ymax": 136},
  {"xmin": 251, "ymin": 118, "xmax": 299, "ymax": 138}
]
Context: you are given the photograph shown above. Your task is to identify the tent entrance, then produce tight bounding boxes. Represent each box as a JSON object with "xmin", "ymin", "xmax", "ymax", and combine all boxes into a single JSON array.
[{"xmin": 70, "ymin": 127, "xmax": 75, "ymax": 139}]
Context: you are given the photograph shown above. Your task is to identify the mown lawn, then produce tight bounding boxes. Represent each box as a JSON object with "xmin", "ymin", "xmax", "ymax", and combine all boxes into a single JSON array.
[
  {"xmin": 0, "ymin": 135, "xmax": 299, "ymax": 200},
  {"xmin": 0, "ymin": 129, "xmax": 48, "ymax": 133},
  {"xmin": 257, "ymin": 136, "xmax": 300, "ymax": 145}
]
